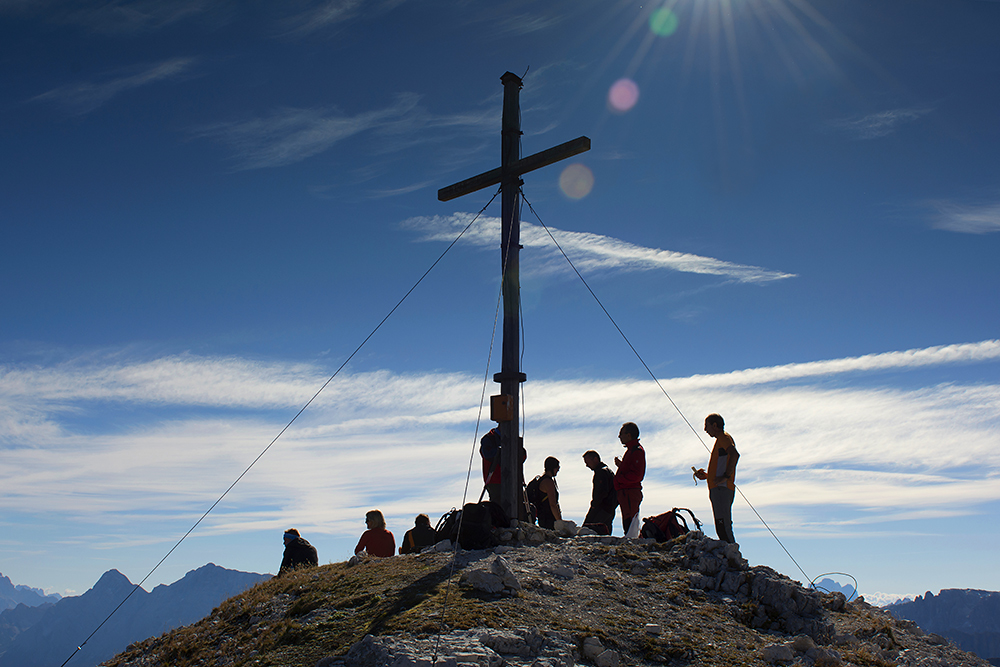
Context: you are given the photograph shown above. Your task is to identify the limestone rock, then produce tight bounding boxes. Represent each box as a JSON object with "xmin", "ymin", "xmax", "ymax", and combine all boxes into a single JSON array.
[
  {"xmin": 595, "ymin": 648, "xmax": 619, "ymax": 667},
  {"xmin": 542, "ymin": 564, "xmax": 575, "ymax": 580},
  {"xmin": 582, "ymin": 636, "xmax": 604, "ymax": 661},
  {"xmin": 463, "ymin": 570, "xmax": 504, "ymax": 594},
  {"xmin": 791, "ymin": 635, "xmax": 816, "ymax": 652},
  {"xmin": 333, "ymin": 628, "xmax": 581, "ymax": 667},
  {"xmin": 553, "ymin": 520, "xmax": 578, "ymax": 537},
  {"xmin": 806, "ymin": 647, "xmax": 842, "ymax": 666},
  {"xmin": 760, "ymin": 644, "xmax": 794, "ymax": 663},
  {"xmin": 490, "ymin": 556, "xmax": 521, "ymax": 590}
]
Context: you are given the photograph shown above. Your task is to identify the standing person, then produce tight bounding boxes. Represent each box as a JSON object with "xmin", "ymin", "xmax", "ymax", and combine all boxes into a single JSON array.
[
  {"xmin": 582, "ymin": 450, "xmax": 617, "ymax": 535},
  {"xmin": 399, "ymin": 514, "xmax": 437, "ymax": 554},
  {"xmin": 480, "ymin": 429, "xmax": 526, "ymax": 503},
  {"xmin": 693, "ymin": 413, "xmax": 740, "ymax": 544},
  {"xmin": 480, "ymin": 428, "xmax": 502, "ymax": 503},
  {"xmin": 613, "ymin": 422, "xmax": 645, "ymax": 535},
  {"xmin": 354, "ymin": 509, "xmax": 396, "ymax": 558},
  {"xmin": 278, "ymin": 528, "xmax": 318, "ymax": 576},
  {"xmin": 534, "ymin": 457, "xmax": 562, "ymax": 530}
]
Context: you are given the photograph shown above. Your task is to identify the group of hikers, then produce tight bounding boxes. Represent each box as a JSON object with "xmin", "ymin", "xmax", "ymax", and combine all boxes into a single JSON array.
[{"xmin": 277, "ymin": 414, "xmax": 739, "ymax": 575}]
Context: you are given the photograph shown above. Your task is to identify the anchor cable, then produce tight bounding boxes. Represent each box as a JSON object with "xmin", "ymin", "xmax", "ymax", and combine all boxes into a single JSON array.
[
  {"xmin": 521, "ymin": 192, "xmax": 814, "ymax": 586},
  {"xmin": 432, "ymin": 278, "xmax": 503, "ymax": 660}
]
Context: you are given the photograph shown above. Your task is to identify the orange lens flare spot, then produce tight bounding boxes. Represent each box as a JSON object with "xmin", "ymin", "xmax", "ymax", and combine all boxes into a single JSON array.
[
  {"xmin": 559, "ymin": 164, "xmax": 595, "ymax": 200},
  {"xmin": 650, "ymin": 7, "xmax": 679, "ymax": 37},
  {"xmin": 608, "ymin": 78, "xmax": 640, "ymax": 113}
]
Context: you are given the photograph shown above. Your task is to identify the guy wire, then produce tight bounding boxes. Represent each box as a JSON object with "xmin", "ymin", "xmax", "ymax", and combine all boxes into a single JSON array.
[
  {"xmin": 59, "ymin": 187, "xmax": 502, "ymax": 667},
  {"xmin": 520, "ymin": 192, "xmax": 814, "ymax": 586}
]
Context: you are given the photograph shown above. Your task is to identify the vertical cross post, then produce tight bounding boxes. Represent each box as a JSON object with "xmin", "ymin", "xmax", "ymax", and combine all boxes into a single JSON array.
[
  {"xmin": 496, "ymin": 72, "xmax": 526, "ymax": 521},
  {"xmin": 438, "ymin": 72, "xmax": 590, "ymax": 522}
]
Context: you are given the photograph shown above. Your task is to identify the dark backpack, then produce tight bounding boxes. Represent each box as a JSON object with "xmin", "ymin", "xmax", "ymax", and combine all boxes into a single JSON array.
[
  {"xmin": 640, "ymin": 508, "xmax": 703, "ymax": 542},
  {"xmin": 525, "ymin": 476, "xmax": 543, "ymax": 523},
  {"xmin": 434, "ymin": 503, "xmax": 497, "ymax": 550},
  {"xmin": 435, "ymin": 508, "xmax": 462, "ymax": 544},
  {"xmin": 458, "ymin": 502, "xmax": 496, "ymax": 549},
  {"xmin": 480, "ymin": 500, "xmax": 511, "ymax": 529}
]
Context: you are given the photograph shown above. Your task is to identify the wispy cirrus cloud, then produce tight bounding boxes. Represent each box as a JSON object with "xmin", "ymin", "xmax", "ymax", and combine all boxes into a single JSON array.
[
  {"xmin": 925, "ymin": 199, "xmax": 1000, "ymax": 234},
  {"xmin": 32, "ymin": 57, "xmax": 197, "ymax": 114},
  {"xmin": 196, "ymin": 94, "xmax": 497, "ymax": 170},
  {"xmin": 832, "ymin": 107, "xmax": 932, "ymax": 140},
  {"xmin": 1, "ymin": 340, "xmax": 998, "ymax": 529},
  {"xmin": 66, "ymin": 0, "xmax": 211, "ymax": 33},
  {"xmin": 670, "ymin": 340, "xmax": 1000, "ymax": 389},
  {"xmin": 5, "ymin": 340, "xmax": 996, "ymax": 417},
  {"xmin": 1, "ymin": 0, "xmax": 211, "ymax": 32},
  {"xmin": 281, "ymin": 0, "xmax": 406, "ymax": 35},
  {"xmin": 402, "ymin": 214, "xmax": 796, "ymax": 284}
]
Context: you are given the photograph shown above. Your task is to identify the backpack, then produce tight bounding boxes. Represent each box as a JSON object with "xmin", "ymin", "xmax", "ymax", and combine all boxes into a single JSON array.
[
  {"xmin": 435, "ymin": 508, "xmax": 462, "ymax": 544},
  {"xmin": 458, "ymin": 502, "xmax": 496, "ymax": 549},
  {"xmin": 434, "ymin": 503, "xmax": 497, "ymax": 550},
  {"xmin": 525, "ymin": 475, "xmax": 543, "ymax": 522},
  {"xmin": 640, "ymin": 508, "xmax": 703, "ymax": 542},
  {"xmin": 480, "ymin": 500, "xmax": 511, "ymax": 529}
]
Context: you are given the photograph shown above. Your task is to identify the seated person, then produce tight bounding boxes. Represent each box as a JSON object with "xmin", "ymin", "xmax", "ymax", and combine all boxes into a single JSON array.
[
  {"xmin": 278, "ymin": 528, "xmax": 318, "ymax": 576},
  {"xmin": 355, "ymin": 509, "xmax": 395, "ymax": 558},
  {"xmin": 399, "ymin": 513, "xmax": 437, "ymax": 554}
]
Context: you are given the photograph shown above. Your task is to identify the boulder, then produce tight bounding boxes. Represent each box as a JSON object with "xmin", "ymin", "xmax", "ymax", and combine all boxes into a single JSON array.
[
  {"xmin": 462, "ymin": 570, "xmax": 504, "ymax": 594},
  {"xmin": 489, "ymin": 556, "xmax": 521, "ymax": 591},
  {"xmin": 582, "ymin": 636, "xmax": 605, "ymax": 661},
  {"xmin": 760, "ymin": 644, "xmax": 794, "ymax": 663},
  {"xmin": 553, "ymin": 520, "xmax": 578, "ymax": 537},
  {"xmin": 595, "ymin": 648, "xmax": 619, "ymax": 667}
]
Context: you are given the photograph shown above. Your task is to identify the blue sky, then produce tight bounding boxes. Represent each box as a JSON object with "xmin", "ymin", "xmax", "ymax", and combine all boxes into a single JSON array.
[{"xmin": 1, "ymin": 0, "xmax": 998, "ymax": 606}]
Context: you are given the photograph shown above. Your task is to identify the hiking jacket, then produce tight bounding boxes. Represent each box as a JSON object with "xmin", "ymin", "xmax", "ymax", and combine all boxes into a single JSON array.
[
  {"xmin": 590, "ymin": 463, "xmax": 618, "ymax": 514},
  {"xmin": 279, "ymin": 537, "xmax": 318, "ymax": 576},
  {"xmin": 614, "ymin": 440, "xmax": 646, "ymax": 490},
  {"xmin": 399, "ymin": 525, "xmax": 437, "ymax": 554}
]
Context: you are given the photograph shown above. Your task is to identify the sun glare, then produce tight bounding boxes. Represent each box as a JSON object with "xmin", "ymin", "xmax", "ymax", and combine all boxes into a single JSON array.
[
  {"xmin": 559, "ymin": 164, "xmax": 595, "ymax": 200},
  {"xmin": 586, "ymin": 0, "xmax": 880, "ymax": 184},
  {"xmin": 608, "ymin": 78, "xmax": 640, "ymax": 112},
  {"xmin": 649, "ymin": 6, "xmax": 679, "ymax": 37}
]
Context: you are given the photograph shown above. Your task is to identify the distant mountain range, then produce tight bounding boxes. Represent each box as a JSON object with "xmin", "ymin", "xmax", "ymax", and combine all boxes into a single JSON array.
[
  {"xmin": 887, "ymin": 589, "xmax": 1000, "ymax": 666},
  {"xmin": 0, "ymin": 564, "xmax": 269, "ymax": 667},
  {"xmin": 813, "ymin": 577, "xmax": 857, "ymax": 600},
  {"xmin": 0, "ymin": 574, "xmax": 61, "ymax": 611}
]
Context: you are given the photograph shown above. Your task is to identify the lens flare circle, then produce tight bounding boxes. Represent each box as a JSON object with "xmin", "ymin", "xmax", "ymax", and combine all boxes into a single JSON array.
[
  {"xmin": 650, "ymin": 7, "xmax": 679, "ymax": 36},
  {"xmin": 608, "ymin": 78, "xmax": 640, "ymax": 113},
  {"xmin": 559, "ymin": 164, "xmax": 594, "ymax": 200}
]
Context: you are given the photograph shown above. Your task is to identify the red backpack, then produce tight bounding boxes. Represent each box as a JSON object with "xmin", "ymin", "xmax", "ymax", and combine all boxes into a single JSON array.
[{"xmin": 640, "ymin": 508, "xmax": 703, "ymax": 541}]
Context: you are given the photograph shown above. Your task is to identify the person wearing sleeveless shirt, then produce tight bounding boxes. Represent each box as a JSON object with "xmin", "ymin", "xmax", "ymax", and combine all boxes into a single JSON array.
[{"xmin": 694, "ymin": 413, "xmax": 740, "ymax": 543}]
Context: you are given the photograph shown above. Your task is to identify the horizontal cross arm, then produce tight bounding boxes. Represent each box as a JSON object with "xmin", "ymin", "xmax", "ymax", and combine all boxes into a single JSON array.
[{"xmin": 438, "ymin": 136, "xmax": 591, "ymax": 202}]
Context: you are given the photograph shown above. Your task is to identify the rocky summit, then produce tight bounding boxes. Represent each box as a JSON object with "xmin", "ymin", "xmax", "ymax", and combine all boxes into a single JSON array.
[{"xmin": 105, "ymin": 526, "xmax": 989, "ymax": 667}]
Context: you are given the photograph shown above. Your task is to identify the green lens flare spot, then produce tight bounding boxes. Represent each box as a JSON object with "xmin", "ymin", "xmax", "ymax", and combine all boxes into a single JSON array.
[{"xmin": 650, "ymin": 7, "xmax": 679, "ymax": 37}]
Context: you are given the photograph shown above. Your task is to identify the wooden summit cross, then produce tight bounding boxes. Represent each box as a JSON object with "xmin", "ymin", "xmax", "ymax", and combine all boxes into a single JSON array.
[{"xmin": 438, "ymin": 71, "xmax": 590, "ymax": 522}]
